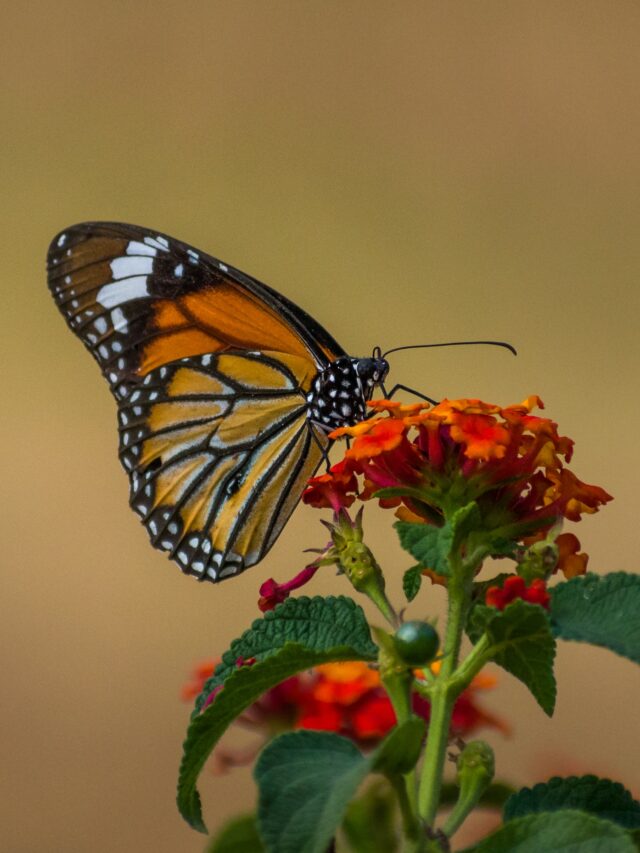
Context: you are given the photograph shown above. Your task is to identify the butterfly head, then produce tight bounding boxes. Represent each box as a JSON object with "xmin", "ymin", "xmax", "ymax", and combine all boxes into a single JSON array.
[
  {"xmin": 307, "ymin": 352, "xmax": 389, "ymax": 433},
  {"xmin": 354, "ymin": 349, "xmax": 389, "ymax": 395}
]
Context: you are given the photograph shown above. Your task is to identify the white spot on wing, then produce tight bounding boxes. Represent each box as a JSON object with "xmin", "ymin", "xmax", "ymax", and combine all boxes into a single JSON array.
[
  {"xmin": 111, "ymin": 256, "xmax": 154, "ymax": 280},
  {"xmin": 94, "ymin": 316, "xmax": 108, "ymax": 335},
  {"xmin": 126, "ymin": 240, "xmax": 156, "ymax": 257},
  {"xmin": 144, "ymin": 235, "xmax": 169, "ymax": 252},
  {"xmin": 96, "ymin": 277, "xmax": 149, "ymax": 309},
  {"xmin": 57, "ymin": 233, "xmax": 67, "ymax": 247},
  {"xmin": 111, "ymin": 306, "xmax": 128, "ymax": 334}
]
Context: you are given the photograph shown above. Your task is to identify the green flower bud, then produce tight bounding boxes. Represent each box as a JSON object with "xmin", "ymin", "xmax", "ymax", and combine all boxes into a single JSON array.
[{"xmin": 443, "ymin": 740, "xmax": 496, "ymax": 837}]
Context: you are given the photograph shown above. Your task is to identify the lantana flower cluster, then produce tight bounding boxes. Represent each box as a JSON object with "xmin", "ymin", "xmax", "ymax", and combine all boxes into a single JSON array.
[
  {"xmin": 183, "ymin": 659, "xmax": 507, "ymax": 773},
  {"xmin": 302, "ymin": 397, "xmax": 611, "ymax": 599}
]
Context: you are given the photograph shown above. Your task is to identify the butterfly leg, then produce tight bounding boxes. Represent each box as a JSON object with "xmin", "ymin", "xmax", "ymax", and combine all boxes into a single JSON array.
[
  {"xmin": 382, "ymin": 383, "xmax": 438, "ymax": 405},
  {"xmin": 309, "ymin": 426, "xmax": 333, "ymax": 472}
]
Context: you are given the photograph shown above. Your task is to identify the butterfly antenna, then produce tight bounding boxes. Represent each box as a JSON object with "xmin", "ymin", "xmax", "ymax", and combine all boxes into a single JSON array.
[{"xmin": 382, "ymin": 340, "xmax": 517, "ymax": 358}]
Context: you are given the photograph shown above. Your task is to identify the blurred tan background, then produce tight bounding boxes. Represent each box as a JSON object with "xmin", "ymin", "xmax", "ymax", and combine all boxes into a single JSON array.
[{"xmin": 2, "ymin": 2, "xmax": 639, "ymax": 850}]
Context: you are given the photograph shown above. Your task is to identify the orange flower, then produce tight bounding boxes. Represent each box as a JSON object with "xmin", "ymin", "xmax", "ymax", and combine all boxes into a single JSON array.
[
  {"xmin": 302, "ymin": 458, "xmax": 358, "ymax": 512},
  {"xmin": 303, "ymin": 396, "xmax": 612, "ymax": 563},
  {"xmin": 555, "ymin": 532, "xmax": 589, "ymax": 578}
]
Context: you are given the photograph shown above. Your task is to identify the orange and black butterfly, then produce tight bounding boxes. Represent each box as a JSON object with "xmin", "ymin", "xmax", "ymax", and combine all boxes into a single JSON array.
[{"xmin": 47, "ymin": 223, "xmax": 389, "ymax": 582}]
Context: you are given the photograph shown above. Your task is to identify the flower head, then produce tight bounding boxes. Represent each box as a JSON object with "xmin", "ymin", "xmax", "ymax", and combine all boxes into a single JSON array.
[{"xmin": 304, "ymin": 397, "xmax": 612, "ymax": 563}]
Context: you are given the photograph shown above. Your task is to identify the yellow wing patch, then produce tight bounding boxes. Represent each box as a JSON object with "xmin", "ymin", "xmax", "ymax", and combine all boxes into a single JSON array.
[{"xmin": 118, "ymin": 351, "xmax": 327, "ymax": 582}]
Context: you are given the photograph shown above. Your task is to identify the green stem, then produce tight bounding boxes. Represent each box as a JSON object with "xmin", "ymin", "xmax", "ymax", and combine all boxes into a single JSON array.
[
  {"xmin": 381, "ymin": 667, "xmax": 420, "ymax": 825},
  {"xmin": 368, "ymin": 585, "xmax": 401, "ymax": 628},
  {"xmin": 448, "ymin": 634, "xmax": 491, "ymax": 695},
  {"xmin": 417, "ymin": 569, "xmax": 471, "ymax": 825},
  {"xmin": 391, "ymin": 775, "xmax": 420, "ymax": 845}
]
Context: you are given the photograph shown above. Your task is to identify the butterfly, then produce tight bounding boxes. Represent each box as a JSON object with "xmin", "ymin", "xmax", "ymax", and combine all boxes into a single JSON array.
[{"xmin": 47, "ymin": 222, "xmax": 390, "ymax": 582}]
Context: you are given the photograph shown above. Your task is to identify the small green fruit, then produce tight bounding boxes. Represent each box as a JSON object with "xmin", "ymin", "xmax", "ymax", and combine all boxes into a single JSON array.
[{"xmin": 394, "ymin": 620, "xmax": 439, "ymax": 666}]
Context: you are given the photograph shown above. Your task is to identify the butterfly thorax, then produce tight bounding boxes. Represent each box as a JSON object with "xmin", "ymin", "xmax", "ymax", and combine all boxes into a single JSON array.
[{"xmin": 306, "ymin": 356, "xmax": 389, "ymax": 432}]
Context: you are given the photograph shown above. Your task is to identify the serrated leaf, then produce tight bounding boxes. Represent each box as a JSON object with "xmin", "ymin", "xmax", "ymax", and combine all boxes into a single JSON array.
[
  {"xmin": 550, "ymin": 573, "xmax": 640, "ymax": 664},
  {"xmin": 468, "ymin": 600, "xmax": 556, "ymax": 715},
  {"xmin": 255, "ymin": 731, "xmax": 370, "ymax": 853},
  {"xmin": 504, "ymin": 776, "xmax": 640, "ymax": 829},
  {"xmin": 206, "ymin": 814, "xmax": 265, "ymax": 852},
  {"xmin": 178, "ymin": 642, "xmax": 376, "ymax": 833},
  {"xmin": 254, "ymin": 720, "xmax": 424, "ymax": 853},
  {"xmin": 394, "ymin": 521, "xmax": 452, "ymax": 576},
  {"xmin": 194, "ymin": 596, "xmax": 378, "ymax": 714},
  {"xmin": 460, "ymin": 809, "xmax": 636, "ymax": 852},
  {"xmin": 403, "ymin": 566, "xmax": 423, "ymax": 602}
]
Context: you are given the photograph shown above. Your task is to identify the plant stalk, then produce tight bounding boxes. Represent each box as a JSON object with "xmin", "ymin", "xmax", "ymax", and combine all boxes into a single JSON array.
[{"xmin": 417, "ymin": 568, "xmax": 471, "ymax": 825}]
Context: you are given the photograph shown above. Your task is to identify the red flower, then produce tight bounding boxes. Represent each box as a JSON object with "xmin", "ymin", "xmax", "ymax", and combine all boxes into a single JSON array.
[
  {"xmin": 183, "ymin": 659, "xmax": 506, "ymax": 770},
  {"xmin": 303, "ymin": 396, "xmax": 612, "ymax": 567},
  {"xmin": 258, "ymin": 563, "xmax": 321, "ymax": 612},
  {"xmin": 303, "ymin": 458, "xmax": 358, "ymax": 512},
  {"xmin": 485, "ymin": 576, "xmax": 550, "ymax": 611}
]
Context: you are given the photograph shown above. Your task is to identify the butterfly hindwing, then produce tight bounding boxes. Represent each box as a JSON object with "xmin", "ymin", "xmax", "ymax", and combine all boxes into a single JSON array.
[
  {"xmin": 118, "ymin": 350, "xmax": 326, "ymax": 581},
  {"xmin": 47, "ymin": 222, "xmax": 345, "ymax": 400}
]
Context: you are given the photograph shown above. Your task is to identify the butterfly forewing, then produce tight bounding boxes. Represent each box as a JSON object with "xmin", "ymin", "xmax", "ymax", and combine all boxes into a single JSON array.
[{"xmin": 47, "ymin": 222, "xmax": 345, "ymax": 399}]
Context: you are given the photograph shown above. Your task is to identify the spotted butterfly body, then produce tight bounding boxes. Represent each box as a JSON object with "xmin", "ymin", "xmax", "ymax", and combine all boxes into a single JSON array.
[{"xmin": 48, "ymin": 223, "xmax": 389, "ymax": 582}]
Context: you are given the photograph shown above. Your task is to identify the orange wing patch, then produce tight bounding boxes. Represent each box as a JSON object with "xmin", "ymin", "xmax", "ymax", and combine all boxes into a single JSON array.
[
  {"xmin": 138, "ymin": 286, "xmax": 318, "ymax": 376},
  {"xmin": 182, "ymin": 285, "xmax": 313, "ymax": 360}
]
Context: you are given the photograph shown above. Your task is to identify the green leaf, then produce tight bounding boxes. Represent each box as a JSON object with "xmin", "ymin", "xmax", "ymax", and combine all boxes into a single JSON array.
[
  {"xmin": 550, "ymin": 573, "xmax": 640, "ymax": 664},
  {"xmin": 449, "ymin": 501, "xmax": 482, "ymax": 552},
  {"xmin": 254, "ymin": 720, "xmax": 424, "ymax": 853},
  {"xmin": 341, "ymin": 782, "xmax": 399, "ymax": 853},
  {"xmin": 402, "ymin": 565, "xmax": 423, "ymax": 602},
  {"xmin": 178, "ymin": 641, "xmax": 376, "ymax": 833},
  {"xmin": 468, "ymin": 600, "xmax": 556, "ymax": 715},
  {"xmin": 193, "ymin": 596, "xmax": 378, "ymax": 714},
  {"xmin": 206, "ymin": 814, "xmax": 265, "ymax": 852},
  {"xmin": 460, "ymin": 809, "xmax": 636, "ymax": 852},
  {"xmin": 255, "ymin": 731, "xmax": 370, "ymax": 853},
  {"xmin": 394, "ymin": 521, "xmax": 452, "ymax": 576},
  {"xmin": 372, "ymin": 717, "xmax": 426, "ymax": 777},
  {"xmin": 504, "ymin": 776, "xmax": 640, "ymax": 829}
]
